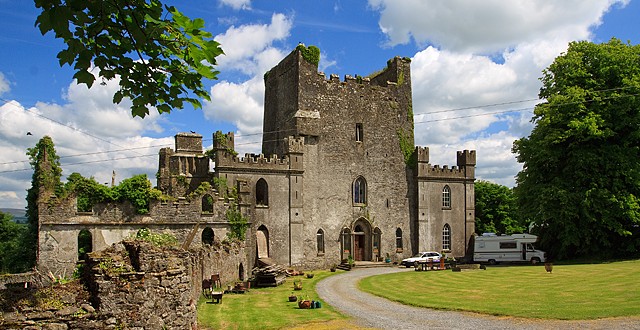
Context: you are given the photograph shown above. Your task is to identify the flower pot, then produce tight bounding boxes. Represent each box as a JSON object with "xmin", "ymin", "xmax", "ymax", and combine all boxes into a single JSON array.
[
  {"xmin": 298, "ymin": 300, "xmax": 311, "ymax": 309},
  {"xmin": 288, "ymin": 295, "xmax": 297, "ymax": 302},
  {"xmin": 306, "ymin": 273, "xmax": 314, "ymax": 278}
]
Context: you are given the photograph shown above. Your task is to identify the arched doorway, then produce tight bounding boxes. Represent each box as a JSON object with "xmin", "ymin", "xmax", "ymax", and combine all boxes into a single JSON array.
[
  {"xmin": 352, "ymin": 218, "xmax": 372, "ymax": 261},
  {"xmin": 256, "ymin": 225, "xmax": 269, "ymax": 259},
  {"xmin": 202, "ymin": 227, "xmax": 214, "ymax": 245},
  {"xmin": 373, "ymin": 227, "xmax": 382, "ymax": 261}
]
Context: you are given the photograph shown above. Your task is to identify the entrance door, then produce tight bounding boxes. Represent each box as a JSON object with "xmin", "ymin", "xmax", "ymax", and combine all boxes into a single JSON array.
[
  {"xmin": 256, "ymin": 226, "xmax": 269, "ymax": 259},
  {"xmin": 354, "ymin": 234, "xmax": 365, "ymax": 261}
]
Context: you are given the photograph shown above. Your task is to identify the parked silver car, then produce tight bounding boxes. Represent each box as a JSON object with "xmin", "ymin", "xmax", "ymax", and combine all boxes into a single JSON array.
[{"xmin": 400, "ymin": 251, "xmax": 442, "ymax": 267}]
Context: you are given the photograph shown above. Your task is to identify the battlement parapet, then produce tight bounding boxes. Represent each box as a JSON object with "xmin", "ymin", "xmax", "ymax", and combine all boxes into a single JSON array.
[
  {"xmin": 417, "ymin": 146, "xmax": 429, "ymax": 163},
  {"xmin": 286, "ymin": 136, "xmax": 305, "ymax": 154},
  {"xmin": 215, "ymin": 151, "xmax": 291, "ymax": 172},
  {"xmin": 457, "ymin": 150, "xmax": 477, "ymax": 167}
]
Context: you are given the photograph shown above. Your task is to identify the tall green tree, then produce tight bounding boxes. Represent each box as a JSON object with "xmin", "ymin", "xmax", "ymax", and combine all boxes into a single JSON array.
[
  {"xmin": 34, "ymin": 0, "xmax": 223, "ymax": 117},
  {"xmin": 513, "ymin": 39, "xmax": 640, "ymax": 259},
  {"xmin": 0, "ymin": 211, "xmax": 29, "ymax": 273},
  {"xmin": 25, "ymin": 136, "xmax": 63, "ymax": 269},
  {"xmin": 474, "ymin": 180, "xmax": 524, "ymax": 235}
]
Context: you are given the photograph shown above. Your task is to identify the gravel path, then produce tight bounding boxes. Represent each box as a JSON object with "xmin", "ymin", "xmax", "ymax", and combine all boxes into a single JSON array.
[{"xmin": 315, "ymin": 267, "xmax": 640, "ymax": 330}]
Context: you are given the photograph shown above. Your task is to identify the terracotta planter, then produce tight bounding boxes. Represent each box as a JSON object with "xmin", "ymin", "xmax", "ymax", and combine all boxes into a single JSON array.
[{"xmin": 298, "ymin": 300, "xmax": 311, "ymax": 309}]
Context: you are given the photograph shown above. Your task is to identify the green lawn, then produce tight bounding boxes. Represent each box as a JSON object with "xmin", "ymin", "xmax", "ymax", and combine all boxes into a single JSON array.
[
  {"xmin": 359, "ymin": 260, "xmax": 640, "ymax": 319},
  {"xmin": 197, "ymin": 270, "xmax": 348, "ymax": 330}
]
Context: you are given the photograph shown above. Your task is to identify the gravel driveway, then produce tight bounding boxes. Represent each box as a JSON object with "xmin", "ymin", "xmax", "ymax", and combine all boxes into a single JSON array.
[{"xmin": 315, "ymin": 267, "xmax": 640, "ymax": 330}]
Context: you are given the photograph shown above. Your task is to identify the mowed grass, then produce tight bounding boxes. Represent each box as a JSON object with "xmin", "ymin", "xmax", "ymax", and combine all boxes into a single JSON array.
[
  {"xmin": 359, "ymin": 260, "xmax": 640, "ymax": 320},
  {"xmin": 197, "ymin": 270, "xmax": 349, "ymax": 330}
]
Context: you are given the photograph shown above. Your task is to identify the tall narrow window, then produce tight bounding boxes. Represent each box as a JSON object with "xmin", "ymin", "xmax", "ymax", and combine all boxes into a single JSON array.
[
  {"xmin": 355, "ymin": 123, "xmax": 363, "ymax": 142},
  {"xmin": 353, "ymin": 176, "xmax": 367, "ymax": 205},
  {"xmin": 395, "ymin": 228, "xmax": 403, "ymax": 252},
  {"xmin": 202, "ymin": 194, "xmax": 214, "ymax": 213},
  {"xmin": 317, "ymin": 229, "xmax": 325, "ymax": 255},
  {"xmin": 443, "ymin": 224, "xmax": 451, "ymax": 251},
  {"xmin": 256, "ymin": 178, "xmax": 269, "ymax": 206},
  {"xmin": 442, "ymin": 185, "xmax": 451, "ymax": 208},
  {"xmin": 78, "ymin": 229, "xmax": 92, "ymax": 260}
]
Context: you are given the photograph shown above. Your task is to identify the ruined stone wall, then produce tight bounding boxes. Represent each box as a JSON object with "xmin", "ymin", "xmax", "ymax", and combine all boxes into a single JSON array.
[
  {"xmin": 2, "ymin": 240, "xmax": 247, "ymax": 329},
  {"xmin": 38, "ymin": 186, "xmax": 235, "ymax": 278}
]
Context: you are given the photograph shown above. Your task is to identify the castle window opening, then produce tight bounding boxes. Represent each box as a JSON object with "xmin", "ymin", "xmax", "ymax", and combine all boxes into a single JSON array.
[
  {"xmin": 202, "ymin": 227, "xmax": 214, "ymax": 245},
  {"xmin": 442, "ymin": 224, "xmax": 451, "ymax": 251},
  {"xmin": 353, "ymin": 176, "xmax": 367, "ymax": 205},
  {"xmin": 373, "ymin": 227, "xmax": 382, "ymax": 261},
  {"xmin": 239, "ymin": 263, "xmax": 245, "ymax": 281},
  {"xmin": 317, "ymin": 229, "xmax": 325, "ymax": 255},
  {"xmin": 355, "ymin": 123, "xmax": 363, "ymax": 142},
  {"xmin": 256, "ymin": 178, "xmax": 269, "ymax": 206},
  {"xmin": 442, "ymin": 185, "xmax": 451, "ymax": 208},
  {"xmin": 78, "ymin": 229, "xmax": 92, "ymax": 260},
  {"xmin": 395, "ymin": 228, "xmax": 403, "ymax": 252},
  {"xmin": 202, "ymin": 194, "xmax": 214, "ymax": 213},
  {"xmin": 341, "ymin": 228, "xmax": 352, "ymax": 260}
]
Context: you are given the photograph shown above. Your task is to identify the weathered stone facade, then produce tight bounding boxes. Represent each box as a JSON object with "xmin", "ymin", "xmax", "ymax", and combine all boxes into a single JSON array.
[
  {"xmin": 36, "ymin": 46, "xmax": 476, "ymax": 279},
  {"xmin": 157, "ymin": 47, "xmax": 476, "ymax": 269},
  {"xmin": 2, "ymin": 240, "xmax": 246, "ymax": 329}
]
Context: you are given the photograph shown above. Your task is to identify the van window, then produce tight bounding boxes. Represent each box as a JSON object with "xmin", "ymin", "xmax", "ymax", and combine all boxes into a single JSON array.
[{"xmin": 499, "ymin": 241, "xmax": 517, "ymax": 249}]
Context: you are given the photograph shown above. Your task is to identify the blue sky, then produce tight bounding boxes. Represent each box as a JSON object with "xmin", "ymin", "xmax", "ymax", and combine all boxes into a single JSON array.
[{"xmin": 0, "ymin": 0, "xmax": 638, "ymax": 209}]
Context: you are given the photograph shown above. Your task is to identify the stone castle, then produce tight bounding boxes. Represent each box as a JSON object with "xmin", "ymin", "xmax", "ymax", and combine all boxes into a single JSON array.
[{"xmin": 37, "ymin": 46, "xmax": 475, "ymax": 278}]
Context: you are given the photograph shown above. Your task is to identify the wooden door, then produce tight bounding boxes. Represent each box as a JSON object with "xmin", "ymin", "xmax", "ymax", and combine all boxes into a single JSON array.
[{"xmin": 354, "ymin": 234, "xmax": 365, "ymax": 261}]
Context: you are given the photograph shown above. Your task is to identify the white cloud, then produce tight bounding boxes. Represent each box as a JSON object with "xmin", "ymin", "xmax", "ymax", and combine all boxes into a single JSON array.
[
  {"xmin": 214, "ymin": 13, "xmax": 292, "ymax": 75},
  {"xmin": 375, "ymin": 1, "xmax": 627, "ymax": 187},
  {"xmin": 368, "ymin": 0, "xmax": 627, "ymax": 53},
  {"xmin": 219, "ymin": 0, "xmax": 251, "ymax": 10},
  {"xmin": 0, "ymin": 78, "xmax": 175, "ymax": 209},
  {"xmin": 0, "ymin": 72, "xmax": 9, "ymax": 95}
]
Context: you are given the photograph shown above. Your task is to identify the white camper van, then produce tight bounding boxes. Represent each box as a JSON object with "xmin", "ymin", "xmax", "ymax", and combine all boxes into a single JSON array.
[{"xmin": 473, "ymin": 233, "xmax": 546, "ymax": 265}]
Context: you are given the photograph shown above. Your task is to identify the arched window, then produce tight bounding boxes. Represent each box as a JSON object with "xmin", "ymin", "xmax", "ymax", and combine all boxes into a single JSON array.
[
  {"xmin": 202, "ymin": 227, "xmax": 214, "ymax": 245},
  {"xmin": 78, "ymin": 229, "xmax": 93, "ymax": 260},
  {"xmin": 256, "ymin": 225, "xmax": 269, "ymax": 259},
  {"xmin": 317, "ymin": 229, "xmax": 325, "ymax": 255},
  {"xmin": 78, "ymin": 229, "xmax": 92, "ymax": 260},
  {"xmin": 256, "ymin": 178, "xmax": 269, "ymax": 206},
  {"xmin": 202, "ymin": 194, "xmax": 214, "ymax": 213},
  {"xmin": 353, "ymin": 176, "xmax": 367, "ymax": 205},
  {"xmin": 442, "ymin": 185, "xmax": 451, "ymax": 208},
  {"xmin": 341, "ymin": 228, "xmax": 351, "ymax": 259},
  {"xmin": 395, "ymin": 228, "xmax": 403, "ymax": 252},
  {"xmin": 443, "ymin": 224, "xmax": 451, "ymax": 251},
  {"xmin": 373, "ymin": 227, "xmax": 382, "ymax": 260}
]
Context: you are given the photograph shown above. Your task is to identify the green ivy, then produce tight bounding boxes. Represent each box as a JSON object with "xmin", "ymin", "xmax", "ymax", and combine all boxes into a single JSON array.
[
  {"xmin": 226, "ymin": 202, "xmax": 248, "ymax": 241},
  {"xmin": 296, "ymin": 44, "xmax": 320, "ymax": 67},
  {"xmin": 397, "ymin": 129, "xmax": 417, "ymax": 167}
]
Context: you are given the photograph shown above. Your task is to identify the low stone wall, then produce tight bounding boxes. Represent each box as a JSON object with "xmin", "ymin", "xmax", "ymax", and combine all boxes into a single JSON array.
[{"xmin": 1, "ymin": 239, "xmax": 247, "ymax": 329}]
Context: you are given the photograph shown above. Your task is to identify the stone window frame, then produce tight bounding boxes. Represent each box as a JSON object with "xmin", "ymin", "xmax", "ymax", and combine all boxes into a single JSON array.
[
  {"xmin": 442, "ymin": 185, "xmax": 451, "ymax": 209},
  {"xmin": 201, "ymin": 194, "xmax": 214, "ymax": 214},
  {"xmin": 395, "ymin": 228, "xmax": 403, "ymax": 253},
  {"xmin": 256, "ymin": 178, "xmax": 269, "ymax": 207},
  {"xmin": 353, "ymin": 176, "xmax": 367, "ymax": 206},
  {"xmin": 442, "ymin": 224, "xmax": 451, "ymax": 251},
  {"xmin": 316, "ymin": 229, "xmax": 325, "ymax": 256}
]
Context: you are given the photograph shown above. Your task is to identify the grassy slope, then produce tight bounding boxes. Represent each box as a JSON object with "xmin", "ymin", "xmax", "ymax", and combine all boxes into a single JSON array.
[
  {"xmin": 197, "ymin": 270, "xmax": 348, "ymax": 330},
  {"xmin": 359, "ymin": 260, "xmax": 640, "ymax": 320}
]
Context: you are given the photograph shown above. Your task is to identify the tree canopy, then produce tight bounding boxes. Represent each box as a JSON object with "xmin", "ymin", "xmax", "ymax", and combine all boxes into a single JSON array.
[
  {"xmin": 35, "ymin": 0, "xmax": 223, "ymax": 117},
  {"xmin": 474, "ymin": 180, "xmax": 524, "ymax": 236},
  {"xmin": 513, "ymin": 39, "xmax": 640, "ymax": 259}
]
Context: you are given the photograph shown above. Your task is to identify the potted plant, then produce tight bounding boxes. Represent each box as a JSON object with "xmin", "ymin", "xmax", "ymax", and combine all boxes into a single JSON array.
[
  {"xmin": 384, "ymin": 253, "xmax": 391, "ymax": 263},
  {"xmin": 306, "ymin": 273, "xmax": 314, "ymax": 278},
  {"xmin": 298, "ymin": 296, "xmax": 312, "ymax": 309},
  {"xmin": 293, "ymin": 279, "xmax": 303, "ymax": 290},
  {"xmin": 288, "ymin": 292, "xmax": 298, "ymax": 302},
  {"xmin": 330, "ymin": 264, "xmax": 337, "ymax": 272},
  {"xmin": 347, "ymin": 255, "xmax": 355, "ymax": 269}
]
